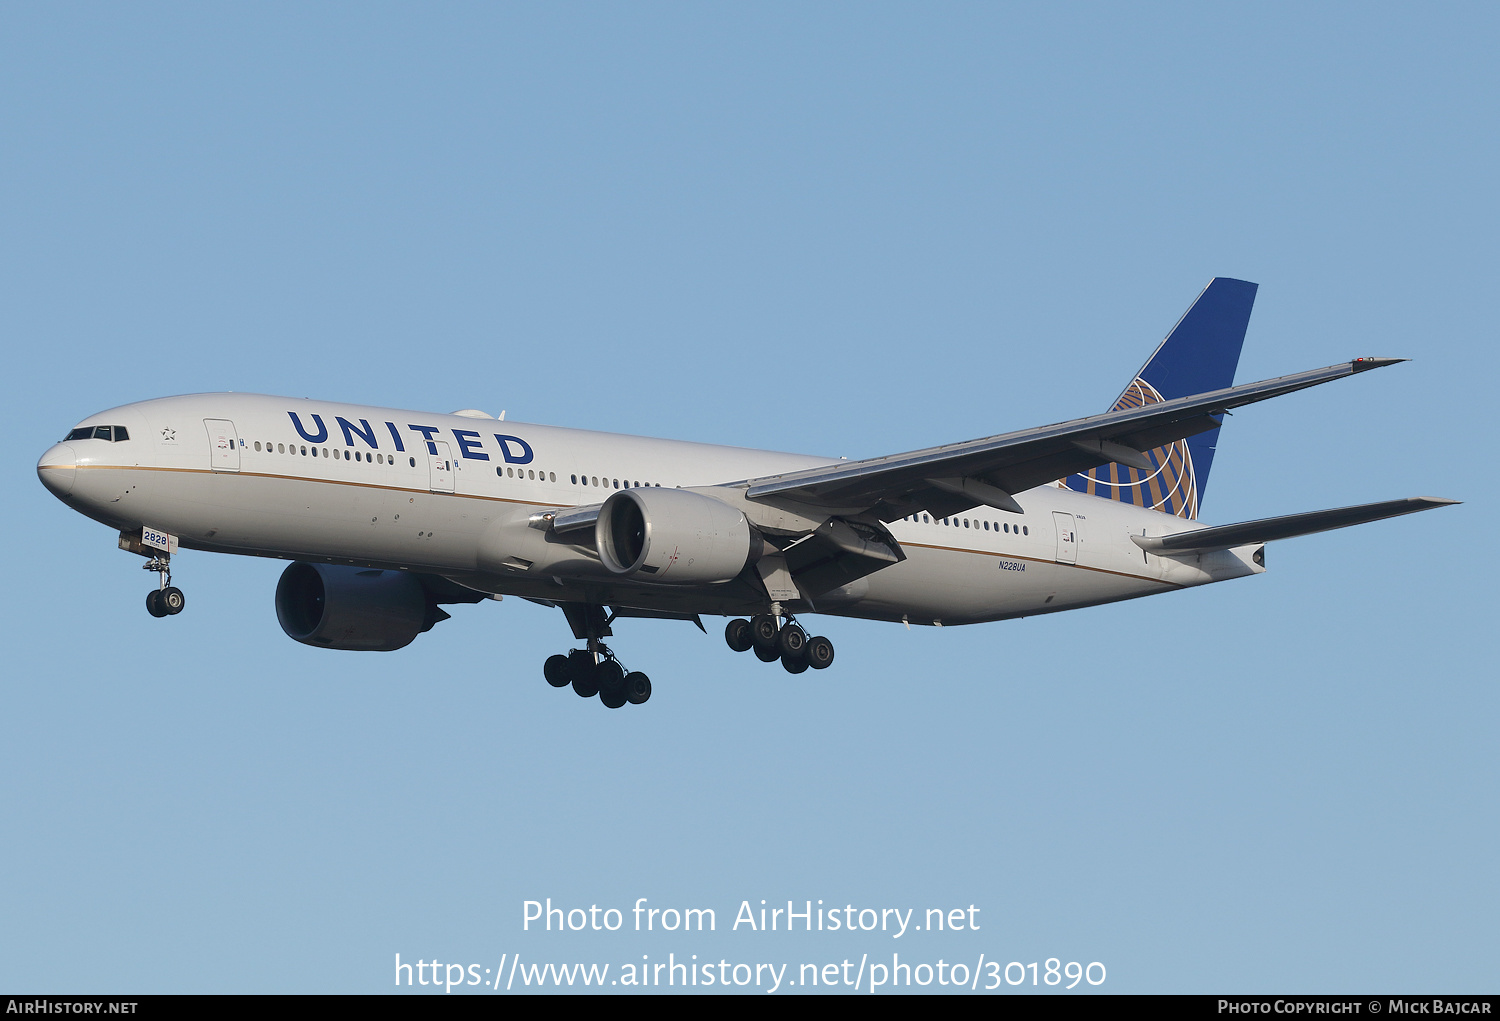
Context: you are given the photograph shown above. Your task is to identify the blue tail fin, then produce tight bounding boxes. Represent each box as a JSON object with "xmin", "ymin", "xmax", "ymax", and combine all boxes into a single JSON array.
[{"xmin": 1060, "ymin": 277, "xmax": 1258, "ymax": 519}]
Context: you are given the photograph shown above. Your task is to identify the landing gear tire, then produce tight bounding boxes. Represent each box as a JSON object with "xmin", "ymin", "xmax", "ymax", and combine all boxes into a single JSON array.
[
  {"xmin": 725, "ymin": 618, "xmax": 753, "ymax": 653},
  {"xmin": 571, "ymin": 663, "xmax": 601, "ymax": 699},
  {"xmin": 566, "ymin": 649, "xmax": 594, "ymax": 683},
  {"xmin": 753, "ymin": 643, "xmax": 781, "ymax": 663},
  {"xmin": 781, "ymin": 653, "xmax": 809, "ymax": 674},
  {"xmin": 597, "ymin": 660, "xmax": 627, "ymax": 709},
  {"xmin": 544, "ymin": 654, "xmax": 571, "ymax": 688},
  {"xmin": 161, "ymin": 586, "xmax": 185, "ymax": 615},
  {"xmin": 750, "ymin": 613, "xmax": 779, "ymax": 650},
  {"xmin": 625, "ymin": 672, "xmax": 652, "ymax": 705},
  {"xmin": 777, "ymin": 623, "xmax": 806, "ymax": 658},
  {"xmin": 146, "ymin": 590, "xmax": 168, "ymax": 618},
  {"xmin": 806, "ymin": 635, "xmax": 835, "ymax": 669}
]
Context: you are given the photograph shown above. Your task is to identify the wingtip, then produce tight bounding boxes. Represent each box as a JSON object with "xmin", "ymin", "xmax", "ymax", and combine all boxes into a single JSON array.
[
  {"xmin": 1351, "ymin": 357, "xmax": 1409, "ymax": 371},
  {"xmin": 1413, "ymin": 496, "xmax": 1461, "ymax": 507}
]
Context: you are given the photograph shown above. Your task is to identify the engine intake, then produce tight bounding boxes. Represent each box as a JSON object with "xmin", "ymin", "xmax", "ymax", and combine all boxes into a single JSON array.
[
  {"xmin": 275, "ymin": 562, "xmax": 438, "ymax": 651},
  {"xmin": 596, "ymin": 488, "xmax": 753, "ymax": 585}
]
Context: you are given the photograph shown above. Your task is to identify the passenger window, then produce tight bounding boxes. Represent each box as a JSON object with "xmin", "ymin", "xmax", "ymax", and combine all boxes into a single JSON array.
[
  {"xmin": 278, "ymin": 443, "xmax": 285, "ymax": 453},
  {"xmin": 1023, "ymin": 526, "xmax": 1029, "ymax": 535},
  {"xmin": 549, "ymin": 472, "xmax": 556, "ymax": 482},
  {"xmin": 409, "ymin": 457, "xmax": 416, "ymax": 467}
]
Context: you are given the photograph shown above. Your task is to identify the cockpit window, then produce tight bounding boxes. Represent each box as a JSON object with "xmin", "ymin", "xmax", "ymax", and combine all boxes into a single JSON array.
[{"xmin": 65, "ymin": 425, "xmax": 129, "ymax": 442}]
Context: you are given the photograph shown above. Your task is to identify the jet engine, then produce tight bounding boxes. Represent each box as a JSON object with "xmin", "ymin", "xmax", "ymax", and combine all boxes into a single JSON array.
[
  {"xmin": 596, "ymin": 488, "xmax": 754, "ymax": 585},
  {"xmin": 275, "ymin": 562, "xmax": 443, "ymax": 651}
]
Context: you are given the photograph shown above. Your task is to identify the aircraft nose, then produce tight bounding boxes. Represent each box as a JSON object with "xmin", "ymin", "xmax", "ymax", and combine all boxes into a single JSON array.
[{"xmin": 37, "ymin": 442, "xmax": 78, "ymax": 498}]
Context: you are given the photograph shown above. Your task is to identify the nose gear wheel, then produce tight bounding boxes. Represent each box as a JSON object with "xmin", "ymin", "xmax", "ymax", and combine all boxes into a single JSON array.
[{"xmin": 141, "ymin": 555, "xmax": 185, "ymax": 617}]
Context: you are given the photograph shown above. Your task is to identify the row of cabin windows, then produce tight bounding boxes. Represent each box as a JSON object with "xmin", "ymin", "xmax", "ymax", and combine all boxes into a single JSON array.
[
  {"xmin": 904, "ymin": 513, "xmax": 1029, "ymax": 536},
  {"xmin": 255, "ymin": 440, "xmax": 414, "ymax": 466},
  {"xmin": 498, "ymin": 469, "xmax": 662, "ymax": 488},
  {"xmin": 498, "ymin": 467, "xmax": 557, "ymax": 482},
  {"xmin": 571, "ymin": 475, "xmax": 661, "ymax": 490},
  {"xmin": 66, "ymin": 425, "xmax": 129, "ymax": 442}
]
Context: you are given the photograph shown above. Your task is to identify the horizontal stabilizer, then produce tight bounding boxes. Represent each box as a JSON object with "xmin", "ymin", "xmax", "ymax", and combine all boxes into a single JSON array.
[{"xmin": 1132, "ymin": 496, "xmax": 1459, "ymax": 554}]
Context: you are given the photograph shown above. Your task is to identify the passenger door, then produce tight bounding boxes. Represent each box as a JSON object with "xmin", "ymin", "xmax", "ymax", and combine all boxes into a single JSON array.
[
  {"xmin": 205, "ymin": 419, "xmax": 240, "ymax": 472},
  {"xmin": 1052, "ymin": 511, "xmax": 1078, "ymax": 564},
  {"xmin": 428, "ymin": 440, "xmax": 455, "ymax": 493}
]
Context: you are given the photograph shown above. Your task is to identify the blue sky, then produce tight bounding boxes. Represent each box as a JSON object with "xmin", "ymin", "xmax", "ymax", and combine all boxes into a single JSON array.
[{"xmin": 2, "ymin": 3, "xmax": 1494, "ymax": 994}]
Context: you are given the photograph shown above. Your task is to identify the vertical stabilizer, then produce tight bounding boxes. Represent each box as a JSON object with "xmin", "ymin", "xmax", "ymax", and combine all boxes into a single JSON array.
[{"xmin": 1060, "ymin": 277, "xmax": 1257, "ymax": 518}]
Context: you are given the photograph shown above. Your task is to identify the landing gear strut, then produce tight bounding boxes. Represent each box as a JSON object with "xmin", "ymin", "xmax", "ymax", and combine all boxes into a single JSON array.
[
  {"xmin": 542, "ymin": 604, "xmax": 652, "ymax": 709},
  {"xmin": 143, "ymin": 555, "xmax": 185, "ymax": 618},
  {"xmin": 725, "ymin": 612, "xmax": 834, "ymax": 673}
]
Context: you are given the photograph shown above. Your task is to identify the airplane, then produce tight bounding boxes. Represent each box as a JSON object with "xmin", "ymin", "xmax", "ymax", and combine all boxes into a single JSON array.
[{"xmin": 37, "ymin": 278, "xmax": 1457, "ymax": 709}]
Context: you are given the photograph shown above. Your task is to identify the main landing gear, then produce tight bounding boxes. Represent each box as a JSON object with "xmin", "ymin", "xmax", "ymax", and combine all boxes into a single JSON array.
[
  {"xmin": 543, "ymin": 648, "xmax": 651, "ymax": 709},
  {"xmin": 544, "ymin": 603, "xmax": 650, "ymax": 709},
  {"xmin": 724, "ymin": 613, "xmax": 834, "ymax": 674},
  {"xmin": 143, "ymin": 555, "xmax": 186, "ymax": 618}
]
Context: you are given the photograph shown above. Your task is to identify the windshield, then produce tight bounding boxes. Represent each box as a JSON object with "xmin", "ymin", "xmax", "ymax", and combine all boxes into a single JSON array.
[{"xmin": 65, "ymin": 425, "xmax": 129, "ymax": 442}]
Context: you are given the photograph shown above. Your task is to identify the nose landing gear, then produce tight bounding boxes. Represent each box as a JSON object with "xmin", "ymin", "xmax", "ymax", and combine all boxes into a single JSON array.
[{"xmin": 143, "ymin": 555, "xmax": 185, "ymax": 617}]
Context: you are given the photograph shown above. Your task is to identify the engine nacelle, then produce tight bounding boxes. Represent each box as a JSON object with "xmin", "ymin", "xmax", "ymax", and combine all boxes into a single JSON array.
[
  {"xmin": 596, "ymin": 488, "xmax": 753, "ymax": 585},
  {"xmin": 275, "ymin": 562, "xmax": 433, "ymax": 651}
]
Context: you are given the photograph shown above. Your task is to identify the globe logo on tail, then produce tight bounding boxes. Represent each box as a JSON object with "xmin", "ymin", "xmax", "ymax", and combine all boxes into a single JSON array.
[{"xmin": 1058, "ymin": 377, "xmax": 1201, "ymax": 519}]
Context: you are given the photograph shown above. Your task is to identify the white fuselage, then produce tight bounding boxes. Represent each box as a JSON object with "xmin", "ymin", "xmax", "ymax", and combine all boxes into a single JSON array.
[{"xmin": 37, "ymin": 393, "xmax": 1263, "ymax": 627}]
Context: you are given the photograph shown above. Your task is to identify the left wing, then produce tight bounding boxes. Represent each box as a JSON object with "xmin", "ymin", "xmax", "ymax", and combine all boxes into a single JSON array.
[{"xmin": 742, "ymin": 358, "xmax": 1402, "ymax": 521}]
